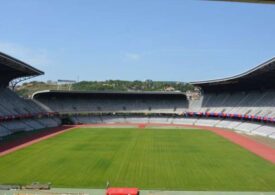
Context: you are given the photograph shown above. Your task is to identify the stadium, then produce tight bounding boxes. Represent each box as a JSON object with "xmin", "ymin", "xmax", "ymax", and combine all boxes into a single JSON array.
[
  {"xmin": 1, "ymin": 1, "xmax": 275, "ymax": 195},
  {"xmin": 0, "ymin": 50, "xmax": 275, "ymax": 194}
]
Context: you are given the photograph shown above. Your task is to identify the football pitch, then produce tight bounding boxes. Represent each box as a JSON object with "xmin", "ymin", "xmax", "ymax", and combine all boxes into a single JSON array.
[{"xmin": 0, "ymin": 127, "xmax": 275, "ymax": 191}]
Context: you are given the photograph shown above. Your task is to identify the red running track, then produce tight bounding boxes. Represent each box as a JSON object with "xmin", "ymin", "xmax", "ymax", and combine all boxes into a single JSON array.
[
  {"xmin": 206, "ymin": 126, "xmax": 275, "ymax": 164},
  {"xmin": 0, "ymin": 123, "xmax": 274, "ymax": 164}
]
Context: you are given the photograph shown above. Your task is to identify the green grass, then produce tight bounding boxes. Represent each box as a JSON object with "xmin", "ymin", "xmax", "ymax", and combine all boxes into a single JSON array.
[{"xmin": 0, "ymin": 127, "xmax": 275, "ymax": 191}]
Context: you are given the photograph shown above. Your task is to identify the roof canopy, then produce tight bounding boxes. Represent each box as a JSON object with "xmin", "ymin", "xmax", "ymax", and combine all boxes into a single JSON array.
[
  {"xmin": 0, "ymin": 52, "xmax": 44, "ymax": 86},
  {"xmin": 212, "ymin": 0, "xmax": 275, "ymax": 4},
  {"xmin": 191, "ymin": 57, "xmax": 275, "ymax": 92}
]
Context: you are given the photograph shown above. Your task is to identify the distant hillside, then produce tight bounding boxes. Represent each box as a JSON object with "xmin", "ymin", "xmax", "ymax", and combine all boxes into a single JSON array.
[
  {"xmin": 15, "ymin": 81, "xmax": 60, "ymax": 98},
  {"xmin": 15, "ymin": 80, "xmax": 194, "ymax": 98}
]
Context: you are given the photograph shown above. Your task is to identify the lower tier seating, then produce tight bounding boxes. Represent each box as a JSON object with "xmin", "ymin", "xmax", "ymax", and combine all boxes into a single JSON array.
[{"xmin": 70, "ymin": 115, "xmax": 275, "ymax": 139}]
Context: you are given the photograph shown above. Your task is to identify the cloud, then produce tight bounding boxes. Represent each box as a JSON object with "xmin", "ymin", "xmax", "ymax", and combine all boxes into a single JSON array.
[
  {"xmin": 124, "ymin": 52, "xmax": 141, "ymax": 61},
  {"xmin": 0, "ymin": 41, "xmax": 52, "ymax": 68}
]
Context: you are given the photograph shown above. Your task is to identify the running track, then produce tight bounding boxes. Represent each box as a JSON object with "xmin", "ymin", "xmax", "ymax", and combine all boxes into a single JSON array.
[{"xmin": 0, "ymin": 123, "xmax": 274, "ymax": 164}]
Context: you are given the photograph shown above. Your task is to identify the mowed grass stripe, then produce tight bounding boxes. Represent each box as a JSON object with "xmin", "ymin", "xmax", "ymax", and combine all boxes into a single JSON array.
[{"xmin": 0, "ymin": 128, "xmax": 274, "ymax": 191}]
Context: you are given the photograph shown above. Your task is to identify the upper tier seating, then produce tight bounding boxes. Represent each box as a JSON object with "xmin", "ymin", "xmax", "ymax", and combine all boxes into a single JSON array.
[
  {"xmin": 36, "ymin": 96, "xmax": 188, "ymax": 114},
  {"xmin": 189, "ymin": 90, "xmax": 275, "ymax": 118},
  {"xmin": 0, "ymin": 87, "xmax": 61, "ymax": 138},
  {"xmin": 0, "ymin": 88, "xmax": 46, "ymax": 115}
]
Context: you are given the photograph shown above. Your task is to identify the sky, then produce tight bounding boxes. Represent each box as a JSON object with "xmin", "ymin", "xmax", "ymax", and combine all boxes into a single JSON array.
[{"xmin": 0, "ymin": 0, "xmax": 274, "ymax": 83}]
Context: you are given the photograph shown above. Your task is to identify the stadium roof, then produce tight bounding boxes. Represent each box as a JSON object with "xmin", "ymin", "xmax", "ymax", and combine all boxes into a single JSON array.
[
  {"xmin": 0, "ymin": 52, "xmax": 44, "ymax": 86},
  {"xmin": 211, "ymin": 0, "xmax": 275, "ymax": 4},
  {"xmin": 191, "ymin": 57, "xmax": 275, "ymax": 92},
  {"xmin": 32, "ymin": 90, "xmax": 187, "ymax": 99}
]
